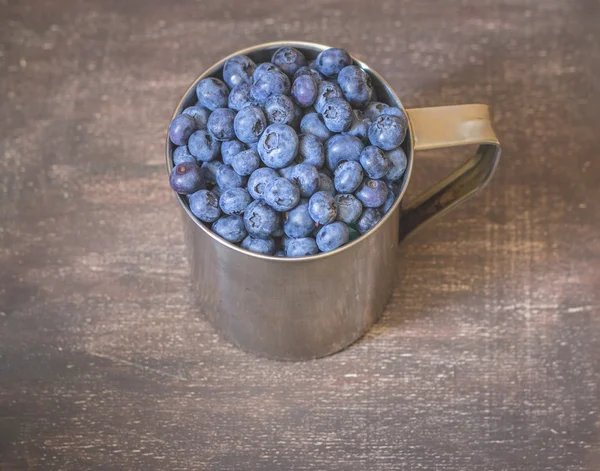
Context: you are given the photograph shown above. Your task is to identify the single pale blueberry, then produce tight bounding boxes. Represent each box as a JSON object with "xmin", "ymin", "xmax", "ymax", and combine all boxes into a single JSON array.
[
  {"xmin": 207, "ymin": 108, "xmax": 237, "ymax": 141},
  {"xmin": 241, "ymin": 236, "xmax": 276, "ymax": 255},
  {"xmin": 223, "ymin": 54, "xmax": 256, "ymax": 88},
  {"xmin": 169, "ymin": 114, "xmax": 196, "ymax": 146},
  {"xmin": 196, "ymin": 77, "xmax": 229, "ymax": 111},
  {"xmin": 360, "ymin": 146, "xmax": 390, "ymax": 179},
  {"xmin": 368, "ymin": 114, "xmax": 407, "ymax": 150},
  {"xmin": 335, "ymin": 194, "xmax": 363, "ymax": 224},
  {"xmin": 316, "ymin": 221, "xmax": 350, "ymax": 252},
  {"xmin": 286, "ymin": 237, "xmax": 319, "ymax": 257},
  {"xmin": 244, "ymin": 200, "xmax": 279, "ymax": 239},
  {"xmin": 212, "ymin": 215, "xmax": 247, "ymax": 243},
  {"xmin": 271, "ymin": 47, "xmax": 307, "ymax": 77},
  {"xmin": 315, "ymin": 48, "xmax": 352, "ymax": 78},
  {"xmin": 234, "ymin": 105, "xmax": 267, "ymax": 144},
  {"xmin": 188, "ymin": 130, "xmax": 221, "ymax": 162},
  {"xmin": 257, "ymin": 123, "xmax": 299, "ymax": 169},
  {"xmin": 219, "ymin": 187, "xmax": 252, "ymax": 215},
  {"xmin": 189, "ymin": 189, "xmax": 221, "ymax": 222},
  {"xmin": 334, "ymin": 160, "xmax": 364, "ymax": 193},
  {"xmin": 308, "ymin": 191, "xmax": 337, "ymax": 225}
]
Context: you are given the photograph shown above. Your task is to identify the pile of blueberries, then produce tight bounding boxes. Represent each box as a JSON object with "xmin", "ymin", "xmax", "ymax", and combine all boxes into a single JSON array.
[{"xmin": 168, "ymin": 46, "xmax": 408, "ymax": 257}]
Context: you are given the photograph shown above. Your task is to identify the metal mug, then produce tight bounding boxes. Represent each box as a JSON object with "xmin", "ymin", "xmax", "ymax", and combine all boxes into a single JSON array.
[{"xmin": 166, "ymin": 41, "xmax": 501, "ymax": 361}]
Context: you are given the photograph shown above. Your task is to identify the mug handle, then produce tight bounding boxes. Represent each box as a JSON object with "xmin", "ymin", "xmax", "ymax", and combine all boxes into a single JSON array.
[{"xmin": 399, "ymin": 104, "xmax": 501, "ymax": 239}]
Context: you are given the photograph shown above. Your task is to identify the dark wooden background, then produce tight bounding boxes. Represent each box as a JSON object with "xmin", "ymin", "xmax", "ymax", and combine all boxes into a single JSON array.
[{"xmin": 1, "ymin": 0, "xmax": 599, "ymax": 469}]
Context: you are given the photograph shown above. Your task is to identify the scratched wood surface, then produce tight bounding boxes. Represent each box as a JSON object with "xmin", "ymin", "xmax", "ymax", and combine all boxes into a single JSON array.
[{"xmin": 1, "ymin": 0, "xmax": 599, "ymax": 469}]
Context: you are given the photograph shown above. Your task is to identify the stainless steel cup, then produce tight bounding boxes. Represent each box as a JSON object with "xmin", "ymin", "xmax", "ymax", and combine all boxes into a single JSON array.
[{"xmin": 166, "ymin": 41, "xmax": 501, "ymax": 361}]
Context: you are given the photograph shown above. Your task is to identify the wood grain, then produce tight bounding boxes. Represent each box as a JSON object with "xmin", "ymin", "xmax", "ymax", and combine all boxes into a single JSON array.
[{"xmin": 0, "ymin": 0, "xmax": 599, "ymax": 469}]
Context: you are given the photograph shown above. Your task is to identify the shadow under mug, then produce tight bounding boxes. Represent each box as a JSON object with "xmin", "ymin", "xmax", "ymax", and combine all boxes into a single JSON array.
[{"xmin": 166, "ymin": 41, "xmax": 501, "ymax": 361}]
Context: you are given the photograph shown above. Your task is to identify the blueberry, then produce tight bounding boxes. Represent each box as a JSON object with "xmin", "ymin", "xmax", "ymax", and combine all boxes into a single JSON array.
[
  {"xmin": 337, "ymin": 65, "xmax": 373, "ymax": 109},
  {"xmin": 189, "ymin": 189, "xmax": 221, "ymax": 222},
  {"xmin": 368, "ymin": 115, "xmax": 407, "ymax": 151},
  {"xmin": 274, "ymin": 250, "xmax": 286, "ymax": 257},
  {"xmin": 221, "ymin": 139, "xmax": 246, "ymax": 165},
  {"xmin": 271, "ymin": 47, "xmax": 307, "ymax": 77},
  {"xmin": 231, "ymin": 149, "xmax": 260, "ymax": 176},
  {"xmin": 182, "ymin": 106, "xmax": 211, "ymax": 130},
  {"xmin": 247, "ymin": 167, "xmax": 279, "ymax": 200},
  {"xmin": 284, "ymin": 199, "xmax": 316, "ymax": 238},
  {"xmin": 315, "ymin": 48, "xmax": 352, "ymax": 78},
  {"xmin": 314, "ymin": 81, "xmax": 343, "ymax": 114},
  {"xmin": 288, "ymin": 163, "xmax": 320, "ymax": 197},
  {"xmin": 258, "ymin": 124, "xmax": 299, "ymax": 169},
  {"xmin": 244, "ymin": 200, "xmax": 279, "ymax": 239},
  {"xmin": 169, "ymin": 162, "xmax": 204, "ymax": 194},
  {"xmin": 219, "ymin": 187, "xmax": 252, "ymax": 215},
  {"xmin": 286, "ymin": 237, "xmax": 319, "ymax": 257},
  {"xmin": 264, "ymin": 177, "xmax": 300, "ymax": 212},
  {"xmin": 228, "ymin": 83, "xmax": 255, "ymax": 111},
  {"xmin": 216, "ymin": 165, "xmax": 246, "ymax": 190},
  {"xmin": 385, "ymin": 147, "xmax": 408, "ymax": 182},
  {"xmin": 355, "ymin": 179, "xmax": 389, "ymax": 208},
  {"xmin": 173, "ymin": 145, "xmax": 196, "ymax": 166},
  {"xmin": 291, "ymin": 74, "xmax": 318, "ymax": 107},
  {"xmin": 308, "ymin": 191, "xmax": 337, "ymax": 225},
  {"xmin": 321, "ymin": 97, "xmax": 353, "ymax": 133},
  {"xmin": 335, "ymin": 194, "xmax": 363, "ymax": 224},
  {"xmin": 253, "ymin": 62, "xmax": 280, "ymax": 82},
  {"xmin": 381, "ymin": 190, "xmax": 396, "ymax": 214},
  {"xmin": 241, "ymin": 235, "xmax": 276, "ymax": 255},
  {"xmin": 169, "ymin": 114, "xmax": 197, "ymax": 146},
  {"xmin": 343, "ymin": 109, "xmax": 371, "ymax": 143},
  {"xmin": 196, "ymin": 77, "xmax": 229, "ymax": 111},
  {"xmin": 381, "ymin": 106, "xmax": 408, "ymax": 127},
  {"xmin": 296, "ymin": 133, "xmax": 325, "ymax": 168},
  {"xmin": 325, "ymin": 134, "xmax": 364, "ymax": 171},
  {"xmin": 316, "ymin": 221, "xmax": 350, "ymax": 252},
  {"xmin": 334, "ymin": 160, "xmax": 364, "ymax": 193},
  {"xmin": 363, "ymin": 101, "xmax": 389, "ymax": 121},
  {"xmin": 356, "ymin": 208, "xmax": 382, "ymax": 234},
  {"xmin": 300, "ymin": 113, "xmax": 332, "ymax": 142},
  {"xmin": 207, "ymin": 108, "xmax": 237, "ymax": 141},
  {"xmin": 188, "ymin": 130, "xmax": 221, "ymax": 162},
  {"xmin": 234, "ymin": 105, "xmax": 267, "ymax": 144},
  {"xmin": 200, "ymin": 160, "xmax": 223, "ymax": 185},
  {"xmin": 223, "ymin": 54, "xmax": 256, "ymax": 88},
  {"xmin": 317, "ymin": 172, "xmax": 335, "ymax": 196},
  {"xmin": 212, "ymin": 215, "xmax": 247, "ymax": 243},
  {"xmin": 293, "ymin": 65, "xmax": 324, "ymax": 84},
  {"xmin": 250, "ymin": 71, "xmax": 291, "ymax": 106},
  {"xmin": 360, "ymin": 146, "xmax": 389, "ymax": 179},
  {"xmin": 264, "ymin": 94, "xmax": 296, "ymax": 126}
]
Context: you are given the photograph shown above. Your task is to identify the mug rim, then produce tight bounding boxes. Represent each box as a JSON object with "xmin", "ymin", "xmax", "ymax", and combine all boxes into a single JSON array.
[{"xmin": 165, "ymin": 40, "xmax": 414, "ymax": 262}]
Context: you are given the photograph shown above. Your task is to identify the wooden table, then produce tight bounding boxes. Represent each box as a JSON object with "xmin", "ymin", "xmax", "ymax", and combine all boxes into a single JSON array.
[{"xmin": 1, "ymin": 0, "xmax": 599, "ymax": 469}]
